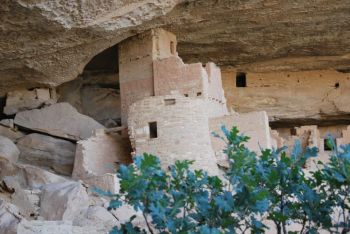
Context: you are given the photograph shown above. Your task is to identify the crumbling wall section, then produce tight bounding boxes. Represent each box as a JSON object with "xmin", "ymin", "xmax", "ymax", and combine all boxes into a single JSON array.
[
  {"xmin": 72, "ymin": 129, "xmax": 132, "ymax": 192},
  {"xmin": 128, "ymin": 95, "xmax": 220, "ymax": 175},
  {"xmin": 153, "ymin": 57, "xmax": 228, "ymax": 118}
]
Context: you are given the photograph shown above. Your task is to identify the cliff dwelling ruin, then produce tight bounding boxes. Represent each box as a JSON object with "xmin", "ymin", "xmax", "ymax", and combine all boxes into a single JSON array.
[{"xmin": 0, "ymin": 0, "xmax": 350, "ymax": 233}]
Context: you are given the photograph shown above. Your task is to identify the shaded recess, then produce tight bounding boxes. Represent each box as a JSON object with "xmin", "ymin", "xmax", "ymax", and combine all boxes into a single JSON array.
[
  {"xmin": 57, "ymin": 44, "xmax": 121, "ymax": 128},
  {"xmin": 0, "ymin": 96, "xmax": 7, "ymax": 120}
]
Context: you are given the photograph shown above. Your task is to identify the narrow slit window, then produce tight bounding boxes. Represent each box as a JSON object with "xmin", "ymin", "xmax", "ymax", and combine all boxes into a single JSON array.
[
  {"xmin": 170, "ymin": 41, "xmax": 175, "ymax": 54},
  {"xmin": 236, "ymin": 72, "xmax": 247, "ymax": 87},
  {"xmin": 149, "ymin": 122, "xmax": 158, "ymax": 139},
  {"xmin": 164, "ymin": 99, "xmax": 176, "ymax": 105}
]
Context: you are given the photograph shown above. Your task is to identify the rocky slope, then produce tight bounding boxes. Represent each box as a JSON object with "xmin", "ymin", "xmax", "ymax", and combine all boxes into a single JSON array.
[{"xmin": 1, "ymin": 0, "xmax": 350, "ymax": 95}]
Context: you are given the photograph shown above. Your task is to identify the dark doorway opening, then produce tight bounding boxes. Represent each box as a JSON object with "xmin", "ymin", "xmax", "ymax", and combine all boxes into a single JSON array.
[
  {"xmin": 149, "ymin": 122, "xmax": 158, "ymax": 139},
  {"xmin": 236, "ymin": 72, "xmax": 247, "ymax": 87}
]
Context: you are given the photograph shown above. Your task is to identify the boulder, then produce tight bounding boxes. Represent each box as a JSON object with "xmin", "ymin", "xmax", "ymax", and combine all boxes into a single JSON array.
[
  {"xmin": 0, "ymin": 162, "xmax": 67, "ymax": 190},
  {"xmin": 17, "ymin": 220, "xmax": 72, "ymax": 234},
  {"xmin": 0, "ymin": 119, "xmax": 14, "ymax": 128},
  {"xmin": 0, "ymin": 136, "xmax": 20, "ymax": 163},
  {"xmin": 0, "ymin": 125, "xmax": 25, "ymax": 142},
  {"xmin": 73, "ymin": 206, "xmax": 116, "ymax": 232},
  {"xmin": 2, "ymin": 177, "xmax": 37, "ymax": 218},
  {"xmin": 4, "ymin": 88, "xmax": 56, "ymax": 115},
  {"xmin": 14, "ymin": 103, "xmax": 104, "ymax": 141},
  {"xmin": 18, "ymin": 164, "xmax": 68, "ymax": 189},
  {"xmin": 40, "ymin": 181, "xmax": 89, "ymax": 221},
  {"xmin": 17, "ymin": 133, "xmax": 75, "ymax": 176},
  {"xmin": 17, "ymin": 220, "xmax": 105, "ymax": 234},
  {"xmin": 0, "ymin": 199, "xmax": 23, "ymax": 234}
]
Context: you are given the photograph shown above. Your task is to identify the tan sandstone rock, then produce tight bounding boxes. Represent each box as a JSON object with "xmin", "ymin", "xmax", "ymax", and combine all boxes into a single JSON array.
[
  {"xmin": 17, "ymin": 133, "xmax": 76, "ymax": 176},
  {"xmin": 0, "ymin": 125, "xmax": 25, "ymax": 143},
  {"xmin": 4, "ymin": 88, "xmax": 56, "ymax": 115},
  {"xmin": 0, "ymin": 136, "xmax": 20, "ymax": 163},
  {"xmin": 14, "ymin": 103, "xmax": 104, "ymax": 141},
  {"xmin": 2, "ymin": 177, "xmax": 36, "ymax": 219},
  {"xmin": 0, "ymin": 199, "xmax": 23, "ymax": 234},
  {"xmin": 40, "ymin": 181, "xmax": 89, "ymax": 221}
]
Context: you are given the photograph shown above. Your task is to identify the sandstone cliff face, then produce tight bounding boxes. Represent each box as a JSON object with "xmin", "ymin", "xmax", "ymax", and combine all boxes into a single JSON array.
[
  {"xmin": 0, "ymin": 0, "xmax": 183, "ymax": 95},
  {"xmin": 1, "ymin": 0, "xmax": 350, "ymax": 95}
]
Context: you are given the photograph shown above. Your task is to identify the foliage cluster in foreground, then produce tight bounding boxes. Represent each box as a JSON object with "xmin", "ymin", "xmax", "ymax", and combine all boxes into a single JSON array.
[{"xmin": 99, "ymin": 126, "xmax": 350, "ymax": 234}]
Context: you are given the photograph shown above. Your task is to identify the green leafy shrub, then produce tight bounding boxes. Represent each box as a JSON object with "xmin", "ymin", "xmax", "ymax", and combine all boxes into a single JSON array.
[{"xmin": 99, "ymin": 126, "xmax": 350, "ymax": 234}]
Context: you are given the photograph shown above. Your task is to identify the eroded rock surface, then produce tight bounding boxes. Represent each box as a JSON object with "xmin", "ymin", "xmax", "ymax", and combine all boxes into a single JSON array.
[
  {"xmin": 0, "ymin": 199, "xmax": 23, "ymax": 234},
  {"xmin": 0, "ymin": 1, "xmax": 349, "ymax": 95},
  {"xmin": 17, "ymin": 133, "xmax": 75, "ymax": 176},
  {"xmin": 0, "ymin": 136, "xmax": 20, "ymax": 163},
  {"xmin": 14, "ymin": 103, "xmax": 104, "ymax": 141},
  {"xmin": 40, "ymin": 181, "xmax": 89, "ymax": 221}
]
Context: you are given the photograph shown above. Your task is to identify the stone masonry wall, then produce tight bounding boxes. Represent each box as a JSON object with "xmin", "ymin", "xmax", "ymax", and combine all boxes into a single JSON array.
[
  {"xmin": 119, "ymin": 29, "xmax": 177, "ymax": 125},
  {"xmin": 209, "ymin": 111, "xmax": 272, "ymax": 154},
  {"xmin": 221, "ymin": 69, "xmax": 350, "ymax": 122},
  {"xmin": 153, "ymin": 57, "xmax": 228, "ymax": 118},
  {"xmin": 128, "ymin": 94, "xmax": 220, "ymax": 175}
]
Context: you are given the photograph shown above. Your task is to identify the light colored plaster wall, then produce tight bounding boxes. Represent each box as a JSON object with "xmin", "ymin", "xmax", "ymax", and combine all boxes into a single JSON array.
[
  {"xmin": 209, "ymin": 111, "xmax": 272, "ymax": 154},
  {"xmin": 221, "ymin": 69, "xmax": 350, "ymax": 121},
  {"xmin": 72, "ymin": 129, "xmax": 132, "ymax": 192},
  {"xmin": 128, "ymin": 95, "xmax": 220, "ymax": 175}
]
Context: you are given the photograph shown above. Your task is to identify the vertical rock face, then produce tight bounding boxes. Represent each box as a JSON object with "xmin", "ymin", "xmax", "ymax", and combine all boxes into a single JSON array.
[
  {"xmin": 221, "ymin": 69, "xmax": 350, "ymax": 124},
  {"xmin": 16, "ymin": 133, "xmax": 76, "ymax": 176},
  {"xmin": 57, "ymin": 74, "xmax": 121, "ymax": 127}
]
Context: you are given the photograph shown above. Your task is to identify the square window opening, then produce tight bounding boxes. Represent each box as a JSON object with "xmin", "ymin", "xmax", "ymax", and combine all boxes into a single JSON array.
[
  {"xmin": 149, "ymin": 122, "xmax": 158, "ymax": 139},
  {"xmin": 236, "ymin": 72, "xmax": 247, "ymax": 87}
]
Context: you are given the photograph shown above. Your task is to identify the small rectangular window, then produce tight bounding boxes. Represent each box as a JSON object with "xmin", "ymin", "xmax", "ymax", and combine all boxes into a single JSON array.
[
  {"xmin": 324, "ymin": 139, "xmax": 335, "ymax": 151},
  {"xmin": 149, "ymin": 122, "xmax": 157, "ymax": 139},
  {"xmin": 184, "ymin": 94, "xmax": 188, "ymax": 97},
  {"xmin": 197, "ymin": 92, "xmax": 202, "ymax": 96},
  {"xmin": 164, "ymin": 99, "xmax": 176, "ymax": 105},
  {"xmin": 236, "ymin": 72, "xmax": 247, "ymax": 87}
]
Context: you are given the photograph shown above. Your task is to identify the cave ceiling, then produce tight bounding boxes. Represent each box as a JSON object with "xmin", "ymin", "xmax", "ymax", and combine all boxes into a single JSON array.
[{"xmin": 0, "ymin": 0, "xmax": 349, "ymax": 95}]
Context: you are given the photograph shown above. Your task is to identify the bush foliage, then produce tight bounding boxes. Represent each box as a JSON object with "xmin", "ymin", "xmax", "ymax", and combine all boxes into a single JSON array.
[{"xmin": 101, "ymin": 126, "xmax": 350, "ymax": 234}]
